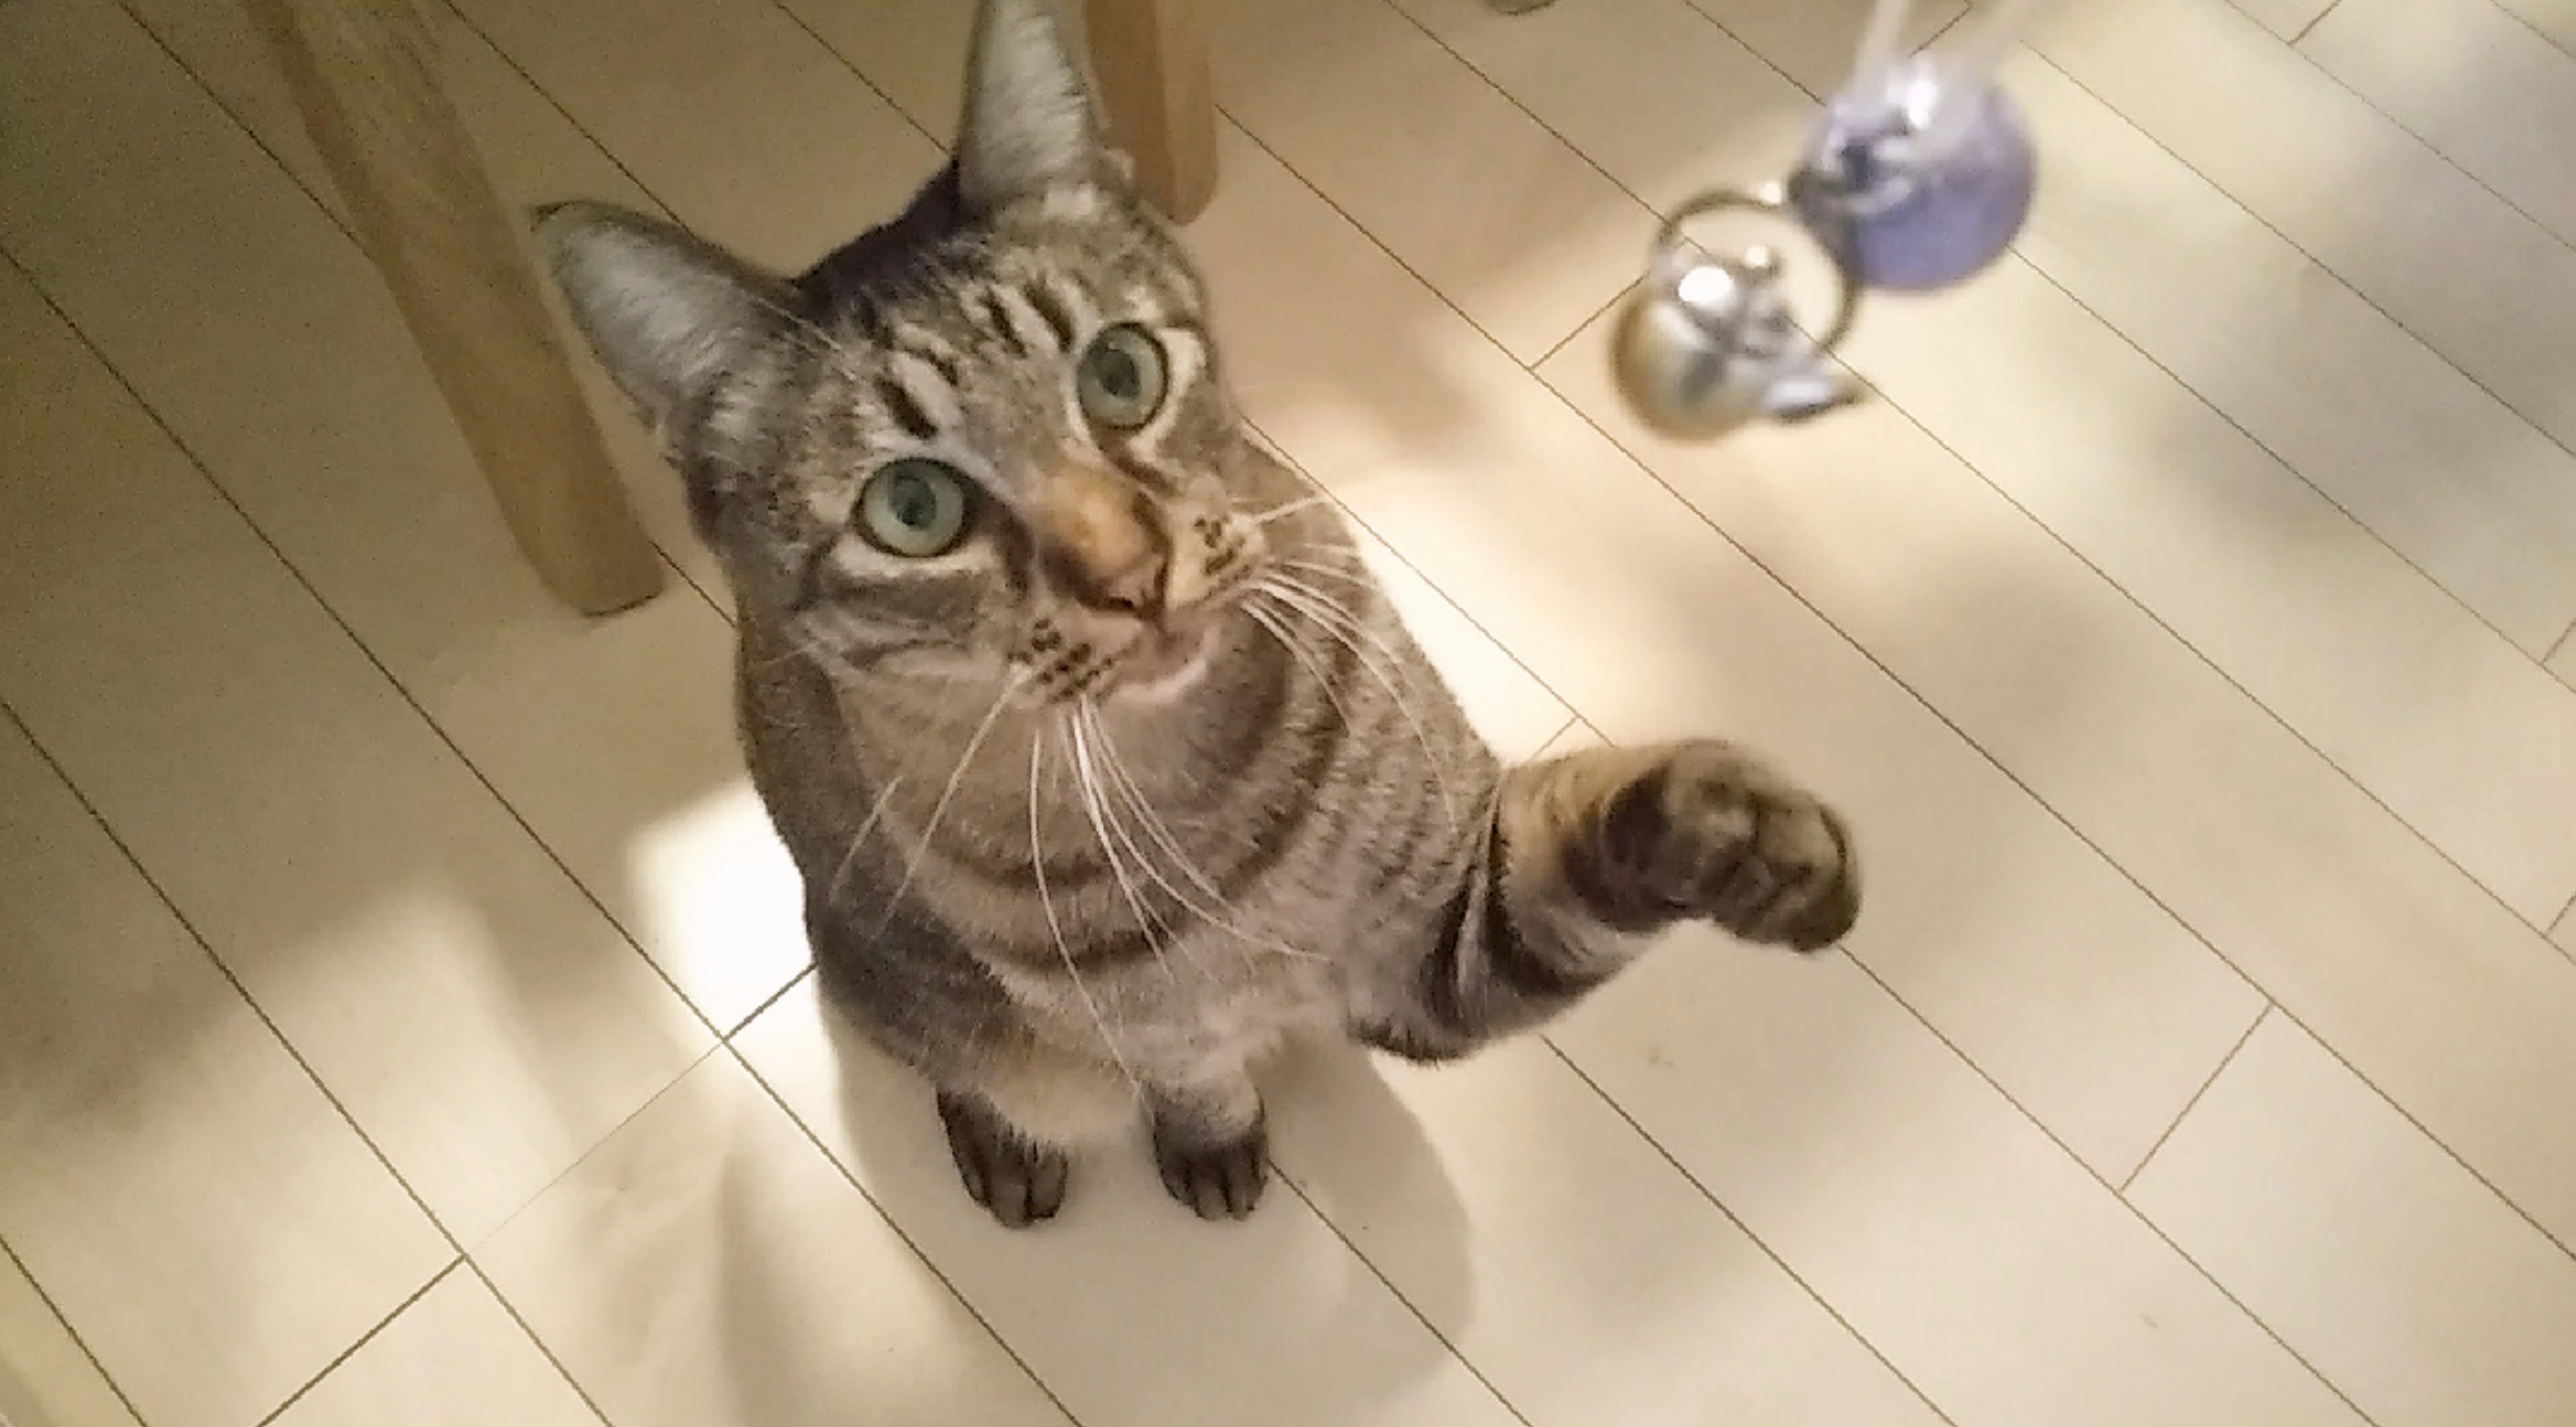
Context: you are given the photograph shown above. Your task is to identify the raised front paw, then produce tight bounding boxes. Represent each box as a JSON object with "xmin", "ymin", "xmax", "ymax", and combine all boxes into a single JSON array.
[{"xmin": 1603, "ymin": 742, "xmax": 1860, "ymax": 951}]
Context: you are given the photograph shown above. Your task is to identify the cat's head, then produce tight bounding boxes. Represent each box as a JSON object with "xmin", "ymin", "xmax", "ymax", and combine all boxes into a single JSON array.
[{"xmin": 536, "ymin": 0, "xmax": 1290, "ymax": 705}]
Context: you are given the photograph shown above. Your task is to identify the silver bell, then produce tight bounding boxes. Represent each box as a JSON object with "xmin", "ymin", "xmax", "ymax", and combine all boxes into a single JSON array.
[{"xmin": 1614, "ymin": 186, "xmax": 1863, "ymax": 441}]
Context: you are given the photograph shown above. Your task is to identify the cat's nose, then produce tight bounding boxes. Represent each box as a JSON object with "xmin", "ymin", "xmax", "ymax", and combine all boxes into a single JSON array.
[
  {"xmin": 1089, "ymin": 543, "xmax": 1169, "ymax": 615},
  {"xmin": 1040, "ymin": 460, "xmax": 1169, "ymax": 615}
]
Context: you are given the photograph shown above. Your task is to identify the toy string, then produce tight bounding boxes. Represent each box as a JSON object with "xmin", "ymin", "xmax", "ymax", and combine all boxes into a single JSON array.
[
  {"xmin": 1849, "ymin": 0, "xmax": 1915, "ymax": 84},
  {"xmin": 1847, "ymin": 0, "xmax": 2045, "ymax": 89}
]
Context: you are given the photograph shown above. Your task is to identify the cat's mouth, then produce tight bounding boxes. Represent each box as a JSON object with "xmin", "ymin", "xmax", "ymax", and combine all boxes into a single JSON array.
[{"xmin": 1112, "ymin": 622, "xmax": 1218, "ymax": 700}]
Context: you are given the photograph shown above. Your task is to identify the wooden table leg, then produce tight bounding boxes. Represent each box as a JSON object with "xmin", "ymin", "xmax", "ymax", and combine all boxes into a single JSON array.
[
  {"xmin": 1083, "ymin": 0, "xmax": 1217, "ymax": 223},
  {"xmin": 243, "ymin": 0, "xmax": 665, "ymax": 615}
]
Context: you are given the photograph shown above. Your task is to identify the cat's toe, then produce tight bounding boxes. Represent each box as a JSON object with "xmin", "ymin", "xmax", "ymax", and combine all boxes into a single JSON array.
[
  {"xmin": 1644, "ymin": 748, "xmax": 1860, "ymax": 951},
  {"xmin": 938, "ymin": 1090, "xmax": 1071, "ymax": 1228},
  {"xmin": 1772, "ymin": 806, "xmax": 1860, "ymax": 951},
  {"xmin": 1699, "ymin": 795, "xmax": 1856, "ymax": 951},
  {"xmin": 1152, "ymin": 1116, "xmax": 1268, "ymax": 1221}
]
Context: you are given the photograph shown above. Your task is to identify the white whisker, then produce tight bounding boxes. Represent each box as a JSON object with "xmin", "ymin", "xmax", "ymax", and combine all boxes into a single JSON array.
[
  {"xmin": 1247, "ymin": 492, "xmax": 1336, "ymax": 527},
  {"xmin": 1252, "ymin": 580, "xmax": 1460, "ymax": 832},
  {"xmin": 1269, "ymin": 556, "xmax": 1372, "ymax": 589},
  {"xmin": 870, "ymin": 673, "xmax": 1022, "ymax": 935},
  {"xmin": 1065, "ymin": 712, "xmax": 1181, "ymax": 984},
  {"xmin": 1083, "ymin": 704, "xmax": 1328, "ymax": 967},
  {"xmin": 1029, "ymin": 729, "xmax": 1142, "ymax": 1092},
  {"xmin": 736, "ymin": 282, "xmax": 860, "ymax": 364},
  {"xmin": 1243, "ymin": 600, "xmax": 1367, "ymax": 751},
  {"xmin": 824, "ymin": 774, "xmax": 908, "ymax": 903}
]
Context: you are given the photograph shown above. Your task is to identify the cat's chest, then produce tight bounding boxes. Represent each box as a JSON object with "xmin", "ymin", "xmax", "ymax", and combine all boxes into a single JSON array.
[{"xmin": 1095, "ymin": 932, "xmax": 1346, "ymax": 1065}]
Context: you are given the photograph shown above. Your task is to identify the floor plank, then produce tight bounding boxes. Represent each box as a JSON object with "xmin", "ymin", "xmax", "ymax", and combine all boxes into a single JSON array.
[
  {"xmin": 0, "ymin": 676, "xmax": 452, "ymax": 1427},
  {"xmin": 2131, "ymin": 1013, "xmax": 2576, "ymax": 1427},
  {"xmin": 2304, "ymin": 0, "xmax": 2576, "ymax": 246},
  {"xmin": 268, "ymin": 1269, "xmax": 604, "ymax": 1427},
  {"xmin": 1212, "ymin": 0, "xmax": 1646, "ymax": 362},
  {"xmin": 1343, "ymin": 520, "xmax": 1578, "ymax": 760},
  {"xmin": 476, "ymin": 1052, "xmax": 1077, "ymax": 1427},
  {"xmin": 0, "ymin": 1245, "xmax": 144, "ymax": 1427},
  {"xmin": 2027, "ymin": 0, "xmax": 2576, "ymax": 456},
  {"xmin": 2227, "ymin": 0, "xmax": 2343, "ymax": 39},
  {"xmin": 2002, "ymin": 49, "xmax": 2576, "ymax": 659},
  {"xmin": 1265, "ymin": 1034, "xmax": 1950, "ymax": 1427},
  {"xmin": 1556, "ymin": 943, "xmax": 2361, "ymax": 1427},
  {"xmin": 765, "ymin": 0, "xmax": 968, "ymax": 143},
  {"xmin": 2481, "ymin": 0, "xmax": 2576, "ymax": 72},
  {"xmin": 1682, "ymin": 0, "xmax": 1966, "ymax": 97}
]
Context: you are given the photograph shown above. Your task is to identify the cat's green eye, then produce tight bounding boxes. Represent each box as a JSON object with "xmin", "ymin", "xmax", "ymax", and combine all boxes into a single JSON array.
[
  {"xmin": 857, "ymin": 459, "xmax": 973, "ymax": 558},
  {"xmin": 1075, "ymin": 324, "xmax": 1168, "ymax": 430}
]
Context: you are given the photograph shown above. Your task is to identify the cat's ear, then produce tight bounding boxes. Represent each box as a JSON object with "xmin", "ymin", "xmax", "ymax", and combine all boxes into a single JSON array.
[
  {"xmin": 955, "ymin": 0, "xmax": 1116, "ymax": 213},
  {"xmin": 533, "ymin": 201, "xmax": 791, "ymax": 445}
]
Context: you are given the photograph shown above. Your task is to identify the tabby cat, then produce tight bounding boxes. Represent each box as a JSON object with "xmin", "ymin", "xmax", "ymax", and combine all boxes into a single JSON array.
[{"xmin": 536, "ymin": 0, "xmax": 1859, "ymax": 1227}]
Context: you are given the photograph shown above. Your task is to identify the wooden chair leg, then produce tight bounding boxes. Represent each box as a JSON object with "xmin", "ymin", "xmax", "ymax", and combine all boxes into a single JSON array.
[
  {"xmin": 244, "ymin": 0, "xmax": 665, "ymax": 615},
  {"xmin": 1083, "ymin": 0, "xmax": 1218, "ymax": 223}
]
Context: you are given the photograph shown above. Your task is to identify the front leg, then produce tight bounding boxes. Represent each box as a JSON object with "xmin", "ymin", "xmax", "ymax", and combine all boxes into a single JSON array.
[
  {"xmin": 1146, "ymin": 1073, "xmax": 1267, "ymax": 1222},
  {"xmin": 1360, "ymin": 740, "xmax": 1860, "ymax": 1062}
]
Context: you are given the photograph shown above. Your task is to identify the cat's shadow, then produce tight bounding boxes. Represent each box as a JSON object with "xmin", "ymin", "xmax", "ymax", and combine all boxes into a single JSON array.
[{"xmin": 733, "ymin": 1000, "xmax": 1477, "ymax": 1425}]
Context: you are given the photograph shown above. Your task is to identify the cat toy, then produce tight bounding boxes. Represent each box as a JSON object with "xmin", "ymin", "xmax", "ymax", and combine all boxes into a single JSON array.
[{"xmin": 1613, "ymin": 0, "xmax": 2044, "ymax": 439}]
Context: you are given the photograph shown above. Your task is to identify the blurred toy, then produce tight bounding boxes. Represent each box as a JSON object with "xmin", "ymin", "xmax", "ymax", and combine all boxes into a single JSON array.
[{"xmin": 1615, "ymin": 0, "xmax": 2041, "ymax": 439}]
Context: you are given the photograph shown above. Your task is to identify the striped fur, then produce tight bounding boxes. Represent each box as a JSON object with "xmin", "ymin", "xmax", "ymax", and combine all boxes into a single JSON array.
[{"xmin": 537, "ymin": 0, "xmax": 1858, "ymax": 1226}]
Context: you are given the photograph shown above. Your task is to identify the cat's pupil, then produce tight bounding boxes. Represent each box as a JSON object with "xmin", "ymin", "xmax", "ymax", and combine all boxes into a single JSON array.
[
  {"xmin": 1095, "ymin": 350, "xmax": 1140, "ymax": 400},
  {"xmin": 891, "ymin": 477, "xmax": 937, "ymax": 528}
]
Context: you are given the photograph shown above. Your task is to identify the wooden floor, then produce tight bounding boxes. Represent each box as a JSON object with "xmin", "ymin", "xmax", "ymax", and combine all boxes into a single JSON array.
[{"xmin": 5, "ymin": 0, "xmax": 2576, "ymax": 1423}]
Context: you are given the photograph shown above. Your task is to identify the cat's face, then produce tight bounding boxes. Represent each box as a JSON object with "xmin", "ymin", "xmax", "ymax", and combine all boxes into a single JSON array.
[
  {"xmin": 537, "ymin": 0, "xmax": 1289, "ymax": 706},
  {"xmin": 737, "ymin": 188, "xmax": 1283, "ymax": 707}
]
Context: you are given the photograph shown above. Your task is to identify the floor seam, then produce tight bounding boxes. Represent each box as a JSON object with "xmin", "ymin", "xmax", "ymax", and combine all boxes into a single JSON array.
[
  {"xmin": 1827, "ymin": 959, "xmax": 2384, "ymax": 1425},
  {"xmin": 2290, "ymin": 0, "xmax": 2345, "ymax": 46},
  {"xmin": 1541, "ymin": 1039, "xmax": 1968, "ymax": 1427},
  {"xmin": 2280, "ymin": 0, "xmax": 2576, "ymax": 258},
  {"xmin": 455, "ymin": 1257, "xmax": 622, "ymax": 1427},
  {"xmin": 1266, "ymin": 1171, "xmax": 1543, "ymax": 1427},
  {"xmin": 2121, "ymin": 1003, "xmax": 2273, "ymax": 1194},
  {"xmin": 2021, "ymin": 42, "xmax": 2576, "ymax": 467},
  {"xmin": 250, "ymin": 1260, "xmax": 466, "ymax": 1427},
  {"xmin": 0, "ymin": 1232, "xmax": 156, "ymax": 1427},
  {"xmin": 726, "ymin": 1028, "xmax": 1091, "ymax": 1427}
]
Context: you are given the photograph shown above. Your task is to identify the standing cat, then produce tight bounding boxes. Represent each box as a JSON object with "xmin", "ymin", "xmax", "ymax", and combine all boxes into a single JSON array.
[{"xmin": 537, "ymin": 0, "xmax": 1858, "ymax": 1227}]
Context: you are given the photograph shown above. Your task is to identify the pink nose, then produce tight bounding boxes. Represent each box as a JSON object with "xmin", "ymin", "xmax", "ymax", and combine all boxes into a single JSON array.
[
  {"xmin": 1041, "ymin": 461, "xmax": 1169, "ymax": 615},
  {"xmin": 1087, "ymin": 543, "xmax": 1168, "ymax": 615}
]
